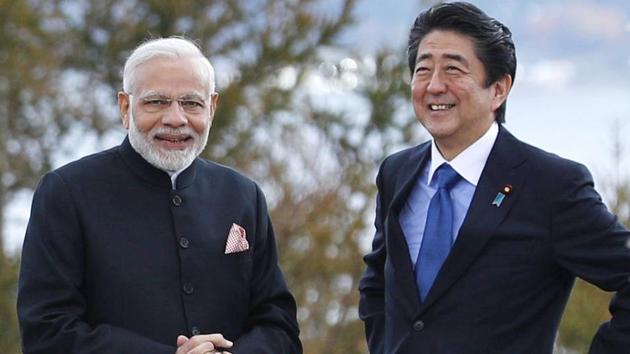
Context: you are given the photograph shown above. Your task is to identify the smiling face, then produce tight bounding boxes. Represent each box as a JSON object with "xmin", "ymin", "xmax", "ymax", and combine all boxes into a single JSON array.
[
  {"xmin": 411, "ymin": 30, "xmax": 510, "ymax": 160},
  {"xmin": 117, "ymin": 56, "xmax": 219, "ymax": 171}
]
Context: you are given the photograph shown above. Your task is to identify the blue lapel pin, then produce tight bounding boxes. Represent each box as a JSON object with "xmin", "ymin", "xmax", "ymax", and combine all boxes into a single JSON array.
[
  {"xmin": 492, "ymin": 193, "xmax": 505, "ymax": 207},
  {"xmin": 492, "ymin": 184, "xmax": 513, "ymax": 207}
]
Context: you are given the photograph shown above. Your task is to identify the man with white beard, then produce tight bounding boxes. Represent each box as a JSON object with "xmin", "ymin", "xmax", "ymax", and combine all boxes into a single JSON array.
[{"xmin": 17, "ymin": 37, "xmax": 302, "ymax": 354}]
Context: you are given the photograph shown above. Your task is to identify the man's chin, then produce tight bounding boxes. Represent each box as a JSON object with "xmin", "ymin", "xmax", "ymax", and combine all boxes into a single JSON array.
[
  {"xmin": 136, "ymin": 143, "xmax": 197, "ymax": 172},
  {"xmin": 153, "ymin": 138, "xmax": 196, "ymax": 152},
  {"xmin": 129, "ymin": 129, "xmax": 205, "ymax": 172},
  {"xmin": 155, "ymin": 151, "xmax": 196, "ymax": 170}
]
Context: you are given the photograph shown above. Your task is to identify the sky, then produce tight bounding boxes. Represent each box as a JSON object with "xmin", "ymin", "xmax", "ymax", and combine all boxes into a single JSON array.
[
  {"xmin": 346, "ymin": 0, "xmax": 630, "ymax": 180},
  {"xmin": 4, "ymin": 0, "xmax": 630, "ymax": 253}
]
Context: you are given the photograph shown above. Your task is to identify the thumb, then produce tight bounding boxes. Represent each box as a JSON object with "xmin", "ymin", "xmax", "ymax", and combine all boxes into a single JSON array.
[{"xmin": 176, "ymin": 335, "xmax": 189, "ymax": 347}]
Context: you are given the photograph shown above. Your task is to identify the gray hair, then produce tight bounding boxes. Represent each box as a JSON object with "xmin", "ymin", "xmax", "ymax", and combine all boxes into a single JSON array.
[{"xmin": 122, "ymin": 37, "xmax": 216, "ymax": 94}]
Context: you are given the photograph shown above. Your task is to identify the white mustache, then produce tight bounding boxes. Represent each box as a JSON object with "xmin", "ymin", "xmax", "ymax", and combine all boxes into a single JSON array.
[{"xmin": 150, "ymin": 127, "xmax": 198, "ymax": 138}]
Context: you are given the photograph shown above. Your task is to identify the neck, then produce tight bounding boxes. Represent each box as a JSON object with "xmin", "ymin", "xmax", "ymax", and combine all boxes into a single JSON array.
[{"xmin": 435, "ymin": 121, "xmax": 496, "ymax": 161}]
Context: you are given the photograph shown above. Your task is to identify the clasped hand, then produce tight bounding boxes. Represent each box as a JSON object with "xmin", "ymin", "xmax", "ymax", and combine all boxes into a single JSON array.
[{"xmin": 175, "ymin": 333, "xmax": 233, "ymax": 354}]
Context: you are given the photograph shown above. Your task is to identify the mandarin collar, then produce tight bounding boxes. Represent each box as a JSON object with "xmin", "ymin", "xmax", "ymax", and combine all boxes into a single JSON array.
[{"xmin": 117, "ymin": 136, "xmax": 198, "ymax": 190}]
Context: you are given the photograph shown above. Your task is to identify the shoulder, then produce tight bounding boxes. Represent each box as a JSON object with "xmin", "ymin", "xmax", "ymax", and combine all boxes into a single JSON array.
[
  {"xmin": 516, "ymin": 139, "xmax": 590, "ymax": 178},
  {"xmin": 496, "ymin": 126, "xmax": 588, "ymax": 177},
  {"xmin": 380, "ymin": 141, "xmax": 431, "ymax": 172},
  {"xmin": 30, "ymin": 146, "xmax": 121, "ymax": 206},
  {"xmin": 46, "ymin": 145, "xmax": 121, "ymax": 184},
  {"xmin": 499, "ymin": 130, "xmax": 594, "ymax": 198}
]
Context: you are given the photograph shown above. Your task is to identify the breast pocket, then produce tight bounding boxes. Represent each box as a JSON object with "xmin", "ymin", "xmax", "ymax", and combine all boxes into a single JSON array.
[{"xmin": 220, "ymin": 248, "xmax": 253, "ymax": 265}]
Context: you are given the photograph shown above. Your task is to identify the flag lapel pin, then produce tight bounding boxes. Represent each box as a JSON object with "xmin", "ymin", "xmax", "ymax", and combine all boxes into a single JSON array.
[{"xmin": 492, "ymin": 184, "xmax": 513, "ymax": 207}]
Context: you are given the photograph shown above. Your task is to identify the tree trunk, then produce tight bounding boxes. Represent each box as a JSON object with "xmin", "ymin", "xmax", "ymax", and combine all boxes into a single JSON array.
[{"xmin": 0, "ymin": 173, "xmax": 6, "ymax": 260}]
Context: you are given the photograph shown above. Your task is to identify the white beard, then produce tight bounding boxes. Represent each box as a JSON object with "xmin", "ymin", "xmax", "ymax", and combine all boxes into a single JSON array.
[{"xmin": 127, "ymin": 108, "xmax": 210, "ymax": 172}]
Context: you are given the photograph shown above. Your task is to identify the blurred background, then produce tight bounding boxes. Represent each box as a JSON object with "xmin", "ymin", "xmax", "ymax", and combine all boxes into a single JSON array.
[{"xmin": 1, "ymin": 0, "xmax": 629, "ymax": 353}]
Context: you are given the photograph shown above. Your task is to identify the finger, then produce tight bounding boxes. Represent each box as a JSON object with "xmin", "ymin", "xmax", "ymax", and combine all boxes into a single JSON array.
[
  {"xmin": 177, "ymin": 335, "xmax": 212, "ymax": 353},
  {"xmin": 187, "ymin": 341, "xmax": 215, "ymax": 354},
  {"xmin": 206, "ymin": 333, "xmax": 233, "ymax": 348},
  {"xmin": 179, "ymin": 333, "xmax": 233, "ymax": 352},
  {"xmin": 189, "ymin": 333, "xmax": 233, "ymax": 349},
  {"xmin": 177, "ymin": 335, "xmax": 189, "ymax": 347}
]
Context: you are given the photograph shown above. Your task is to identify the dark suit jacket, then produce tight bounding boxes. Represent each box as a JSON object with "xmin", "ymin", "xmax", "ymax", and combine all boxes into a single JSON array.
[
  {"xmin": 359, "ymin": 126, "xmax": 630, "ymax": 354},
  {"xmin": 18, "ymin": 138, "xmax": 302, "ymax": 354}
]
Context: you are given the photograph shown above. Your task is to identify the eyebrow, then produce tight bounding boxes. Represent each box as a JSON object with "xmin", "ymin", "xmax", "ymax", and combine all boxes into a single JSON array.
[
  {"xmin": 138, "ymin": 91, "xmax": 206, "ymax": 100},
  {"xmin": 416, "ymin": 53, "xmax": 470, "ymax": 67}
]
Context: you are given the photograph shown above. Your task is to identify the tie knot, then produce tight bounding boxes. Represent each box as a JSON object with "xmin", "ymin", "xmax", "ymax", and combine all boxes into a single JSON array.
[{"xmin": 434, "ymin": 164, "xmax": 460, "ymax": 190}]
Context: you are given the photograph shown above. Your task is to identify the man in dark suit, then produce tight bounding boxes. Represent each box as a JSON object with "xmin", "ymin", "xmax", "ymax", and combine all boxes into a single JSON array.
[
  {"xmin": 358, "ymin": 3, "xmax": 630, "ymax": 353},
  {"xmin": 17, "ymin": 37, "xmax": 301, "ymax": 354}
]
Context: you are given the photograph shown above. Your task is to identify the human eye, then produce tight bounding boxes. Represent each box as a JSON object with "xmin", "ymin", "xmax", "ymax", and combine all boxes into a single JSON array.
[
  {"xmin": 445, "ymin": 65, "xmax": 464, "ymax": 73},
  {"xmin": 143, "ymin": 97, "xmax": 171, "ymax": 108},
  {"xmin": 414, "ymin": 65, "xmax": 430, "ymax": 75},
  {"xmin": 180, "ymin": 99, "xmax": 204, "ymax": 108},
  {"xmin": 178, "ymin": 98, "xmax": 205, "ymax": 113}
]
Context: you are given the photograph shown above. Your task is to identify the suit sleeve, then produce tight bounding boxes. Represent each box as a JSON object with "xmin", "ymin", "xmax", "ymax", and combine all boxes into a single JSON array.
[
  {"xmin": 358, "ymin": 163, "xmax": 387, "ymax": 354},
  {"xmin": 229, "ymin": 185, "xmax": 302, "ymax": 354},
  {"xmin": 550, "ymin": 163, "xmax": 630, "ymax": 354},
  {"xmin": 17, "ymin": 172, "xmax": 176, "ymax": 354}
]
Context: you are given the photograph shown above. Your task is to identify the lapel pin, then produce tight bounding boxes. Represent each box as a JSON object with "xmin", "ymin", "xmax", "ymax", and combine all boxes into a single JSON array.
[{"xmin": 492, "ymin": 184, "xmax": 513, "ymax": 207}]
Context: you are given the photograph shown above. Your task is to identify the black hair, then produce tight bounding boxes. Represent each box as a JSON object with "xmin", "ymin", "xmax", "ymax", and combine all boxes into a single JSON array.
[{"xmin": 407, "ymin": 2, "xmax": 516, "ymax": 123}]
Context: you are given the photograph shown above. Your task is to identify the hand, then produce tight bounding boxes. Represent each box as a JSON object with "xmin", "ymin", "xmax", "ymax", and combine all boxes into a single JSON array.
[{"xmin": 175, "ymin": 333, "xmax": 233, "ymax": 354}]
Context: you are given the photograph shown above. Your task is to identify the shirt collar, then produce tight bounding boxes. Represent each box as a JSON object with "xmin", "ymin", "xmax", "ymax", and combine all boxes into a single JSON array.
[
  {"xmin": 167, "ymin": 164, "xmax": 193, "ymax": 190},
  {"xmin": 428, "ymin": 121, "xmax": 499, "ymax": 186}
]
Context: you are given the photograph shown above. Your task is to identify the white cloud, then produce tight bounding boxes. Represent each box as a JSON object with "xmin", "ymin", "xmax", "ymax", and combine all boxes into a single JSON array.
[
  {"xmin": 525, "ymin": 2, "xmax": 627, "ymax": 40},
  {"xmin": 276, "ymin": 66, "xmax": 297, "ymax": 90},
  {"xmin": 340, "ymin": 57, "xmax": 358, "ymax": 72},
  {"xmin": 518, "ymin": 59, "xmax": 576, "ymax": 89}
]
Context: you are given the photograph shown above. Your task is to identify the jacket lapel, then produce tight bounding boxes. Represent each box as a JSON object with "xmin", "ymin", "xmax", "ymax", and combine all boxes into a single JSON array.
[
  {"xmin": 418, "ymin": 126, "xmax": 528, "ymax": 314},
  {"xmin": 386, "ymin": 143, "xmax": 431, "ymax": 314}
]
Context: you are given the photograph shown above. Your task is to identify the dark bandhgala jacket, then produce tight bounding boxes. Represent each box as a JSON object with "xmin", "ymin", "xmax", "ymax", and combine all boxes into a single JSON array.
[
  {"xmin": 359, "ymin": 126, "xmax": 630, "ymax": 354},
  {"xmin": 18, "ymin": 138, "xmax": 302, "ymax": 354}
]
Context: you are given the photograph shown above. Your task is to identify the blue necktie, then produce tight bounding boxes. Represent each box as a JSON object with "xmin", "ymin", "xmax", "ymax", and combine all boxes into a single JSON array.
[{"xmin": 415, "ymin": 164, "xmax": 460, "ymax": 301}]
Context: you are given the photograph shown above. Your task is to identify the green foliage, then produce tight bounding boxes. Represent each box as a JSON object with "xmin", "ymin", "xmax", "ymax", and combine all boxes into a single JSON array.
[
  {"xmin": 58, "ymin": 2, "xmax": 421, "ymax": 352},
  {"xmin": 3, "ymin": 1, "xmax": 627, "ymax": 354},
  {"xmin": 0, "ymin": 254, "xmax": 20, "ymax": 354},
  {"xmin": 0, "ymin": 0, "xmax": 78, "ymax": 199},
  {"xmin": 557, "ymin": 124, "xmax": 630, "ymax": 353},
  {"xmin": 558, "ymin": 280, "xmax": 612, "ymax": 353},
  {"xmin": 0, "ymin": 1, "xmax": 417, "ymax": 353}
]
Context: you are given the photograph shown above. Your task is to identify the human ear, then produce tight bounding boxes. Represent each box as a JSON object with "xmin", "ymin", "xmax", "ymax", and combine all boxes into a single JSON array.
[
  {"xmin": 208, "ymin": 92, "xmax": 219, "ymax": 122},
  {"xmin": 491, "ymin": 74, "xmax": 512, "ymax": 112},
  {"xmin": 117, "ymin": 92, "xmax": 131, "ymax": 129}
]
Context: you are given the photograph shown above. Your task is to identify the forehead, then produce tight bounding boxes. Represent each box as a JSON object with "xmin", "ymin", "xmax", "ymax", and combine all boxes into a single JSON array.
[
  {"xmin": 133, "ymin": 56, "xmax": 209, "ymax": 96},
  {"xmin": 416, "ymin": 30, "xmax": 479, "ymax": 62}
]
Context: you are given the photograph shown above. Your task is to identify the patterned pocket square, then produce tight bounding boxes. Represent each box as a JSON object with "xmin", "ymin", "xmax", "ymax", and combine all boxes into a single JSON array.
[{"xmin": 224, "ymin": 223, "xmax": 249, "ymax": 254}]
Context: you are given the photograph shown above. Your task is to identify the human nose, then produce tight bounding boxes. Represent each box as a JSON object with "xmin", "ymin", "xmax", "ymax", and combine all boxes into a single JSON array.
[
  {"xmin": 161, "ymin": 101, "xmax": 188, "ymax": 127},
  {"xmin": 426, "ymin": 71, "xmax": 447, "ymax": 94}
]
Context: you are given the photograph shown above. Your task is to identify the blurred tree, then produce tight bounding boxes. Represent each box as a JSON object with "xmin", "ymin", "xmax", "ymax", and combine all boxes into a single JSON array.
[
  {"xmin": 606, "ymin": 121, "xmax": 630, "ymax": 225},
  {"xmin": 557, "ymin": 122, "xmax": 630, "ymax": 353},
  {"xmin": 274, "ymin": 49, "xmax": 418, "ymax": 352},
  {"xmin": 3, "ymin": 1, "xmax": 628, "ymax": 354},
  {"xmin": 558, "ymin": 280, "xmax": 613, "ymax": 353},
  {"xmin": 0, "ymin": 256, "xmax": 19, "ymax": 353},
  {"xmin": 0, "ymin": 0, "xmax": 75, "ymax": 255},
  {"xmin": 1, "ymin": 0, "xmax": 78, "ymax": 351},
  {"xmin": 1, "ymin": 0, "xmax": 422, "ymax": 353}
]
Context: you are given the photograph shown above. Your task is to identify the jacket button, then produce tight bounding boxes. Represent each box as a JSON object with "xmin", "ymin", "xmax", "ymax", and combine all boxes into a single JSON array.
[
  {"xmin": 179, "ymin": 237, "xmax": 190, "ymax": 249},
  {"xmin": 191, "ymin": 326, "xmax": 200, "ymax": 336},
  {"xmin": 183, "ymin": 283, "xmax": 194, "ymax": 294},
  {"xmin": 413, "ymin": 320, "xmax": 425, "ymax": 331},
  {"xmin": 172, "ymin": 195, "xmax": 182, "ymax": 206}
]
